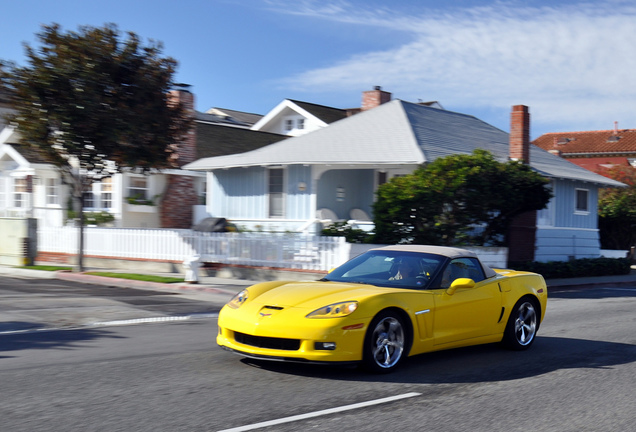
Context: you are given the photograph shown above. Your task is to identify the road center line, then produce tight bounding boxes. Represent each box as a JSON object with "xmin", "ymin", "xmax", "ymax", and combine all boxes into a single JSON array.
[
  {"xmin": 601, "ymin": 287, "xmax": 636, "ymax": 292},
  {"xmin": 217, "ymin": 392, "xmax": 422, "ymax": 432}
]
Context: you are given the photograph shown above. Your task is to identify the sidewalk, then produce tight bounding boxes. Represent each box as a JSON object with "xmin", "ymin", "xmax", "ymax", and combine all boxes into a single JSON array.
[{"xmin": 1, "ymin": 265, "xmax": 635, "ymax": 335}]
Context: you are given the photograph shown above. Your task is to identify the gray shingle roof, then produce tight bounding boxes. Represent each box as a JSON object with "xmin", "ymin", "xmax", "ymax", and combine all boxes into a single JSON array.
[
  {"xmin": 195, "ymin": 111, "xmax": 251, "ymax": 127},
  {"xmin": 184, "ymin": 100, "xmax": 624, "ymax": 188},
  {"xmin": 196, "ymin": 122, "xmax": 287, "ymax": 159},
  {"xmin": 205, "ymin": 108, "xmax": 263, "ymax": 126}
]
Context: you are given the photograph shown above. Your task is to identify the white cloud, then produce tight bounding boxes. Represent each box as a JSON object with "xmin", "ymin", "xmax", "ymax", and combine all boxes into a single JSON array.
[{"xmin": 275, "ymin": 0, "xmax": 636, "ymax": 134}]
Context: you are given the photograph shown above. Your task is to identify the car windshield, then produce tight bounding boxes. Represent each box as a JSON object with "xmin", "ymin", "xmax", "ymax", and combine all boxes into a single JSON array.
[{"xmin": 323, "ymin": 250, "xmax": 446, "ymax": 290}]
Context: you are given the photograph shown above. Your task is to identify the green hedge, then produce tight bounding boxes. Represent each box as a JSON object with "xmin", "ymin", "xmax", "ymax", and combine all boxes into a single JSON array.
[{"xmin": 511, "ymin": 257, "xmax": 632, "ymax": 279}]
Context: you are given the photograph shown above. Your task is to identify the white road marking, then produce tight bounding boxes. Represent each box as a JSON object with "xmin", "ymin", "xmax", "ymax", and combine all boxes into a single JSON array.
[
  {"xmin": 217, "ymin": 392, "xmax": 422, "ymax": 432},
  {"xmin": 601, "ymin": 287, "xmax": 636, "ymax": 292},
  {"xmin": 91, "ymin": 313, "xmax": 218, "ymax": 327},
  {"xmin": 0, "ymin": 313, "xmax": 218, "ymax": 335}
]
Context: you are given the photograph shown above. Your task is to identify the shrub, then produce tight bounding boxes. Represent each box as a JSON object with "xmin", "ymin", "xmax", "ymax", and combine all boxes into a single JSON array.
[
  {"xmin": 511, "ymin": 257, "xmax": 631, "ymax": 279},
  {"xmin": 321, "ymin": 222, "xmax": 373, "ymax": 243}
]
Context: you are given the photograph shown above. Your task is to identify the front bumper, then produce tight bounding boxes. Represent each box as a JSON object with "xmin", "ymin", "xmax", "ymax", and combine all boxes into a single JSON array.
[{"xmin": 217, "ymin": 309, "xmax": 369, "ymax": 363}]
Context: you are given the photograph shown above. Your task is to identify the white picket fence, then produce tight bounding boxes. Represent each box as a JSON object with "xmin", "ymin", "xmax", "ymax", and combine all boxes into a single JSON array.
[{"xmin": 37, "ymin": 227, "xmax": 350, "ymax": 271}]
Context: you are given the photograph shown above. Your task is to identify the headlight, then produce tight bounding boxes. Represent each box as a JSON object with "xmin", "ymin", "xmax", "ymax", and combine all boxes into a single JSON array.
[
  {"xmin": 306, "ymin": 301, "xmax": 358, "ymax": 318},
  {"xmin": 227, "ymin": 289, "xmax": 249, "ymax": 309}
]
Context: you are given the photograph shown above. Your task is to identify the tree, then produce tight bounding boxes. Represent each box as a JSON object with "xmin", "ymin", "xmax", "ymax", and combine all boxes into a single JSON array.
[
  {"xmin": 373, "ymin": 149, "xmax": 552, "ymax": 246},
  {"xmin": 0, "ymin": 23, "xmax": 192, "ymax": 270},
  {"xmin": 598, "ymin": 166, "xmax": 636, "ymax": 249}
]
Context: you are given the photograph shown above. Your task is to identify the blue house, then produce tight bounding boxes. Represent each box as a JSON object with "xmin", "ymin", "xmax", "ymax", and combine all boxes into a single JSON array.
[{"xmin": 184, "ymin": 90, "xmax": 623, "ymax": 262}]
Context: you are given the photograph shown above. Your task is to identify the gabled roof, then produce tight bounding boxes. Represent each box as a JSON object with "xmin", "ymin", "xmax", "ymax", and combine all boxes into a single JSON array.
[
  {"xmin": 533, "ymin": 129, "xmax": 636, "ymax": 156},
  {"xmin": 188, "ymin": 99, "xmax": 423, "ymax": 169},
  {"xmin": 170, "ymin": 100, "xmax": 623, "ymax": 188},
  {"xmin": 251, "ymin": 99, "xmax": 346, "ymax": 132},
  {"xmin": 0, "ymin": 127, "xmax": 45, "ymax": 167},
  {"xmin": 287, "ymin": 100, "xmax": 348, "ymax": 124}
]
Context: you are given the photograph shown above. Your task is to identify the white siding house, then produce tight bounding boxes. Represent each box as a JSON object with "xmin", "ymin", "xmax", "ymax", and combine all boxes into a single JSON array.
[{"xmin": 185, "ymin": 99, "xmax": 624, "ymax": 262}]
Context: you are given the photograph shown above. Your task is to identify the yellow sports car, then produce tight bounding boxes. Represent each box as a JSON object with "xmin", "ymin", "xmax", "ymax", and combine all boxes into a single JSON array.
[{"xmin": 217, "ymin": 245, "xmax": 547, "ymax": 373}]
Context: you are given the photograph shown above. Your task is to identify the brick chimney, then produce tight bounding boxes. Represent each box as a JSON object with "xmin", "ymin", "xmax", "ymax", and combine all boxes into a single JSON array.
[
  {"xmin": 169, "ymin": 84, "xmax": 197, "ymax": 167},
  {"xmin": 510, "ymin": 105, "xmax": 530, "ymax": 163},
  {"xmin": 507, "ymin": 105, "xmax": 536, "ymax": 265},
  {"xmin": 161, "ymin": 84, "xmax": 198, "ymax": 229},
  {"xmin": 361, "ymin": 86, "xmax": 392, "ymax": 111}
]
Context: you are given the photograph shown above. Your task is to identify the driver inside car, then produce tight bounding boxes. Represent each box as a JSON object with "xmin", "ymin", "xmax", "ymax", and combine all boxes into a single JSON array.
[{"xmin": 389, "ymin": 257, "xmax": 426, "ymax": 287}]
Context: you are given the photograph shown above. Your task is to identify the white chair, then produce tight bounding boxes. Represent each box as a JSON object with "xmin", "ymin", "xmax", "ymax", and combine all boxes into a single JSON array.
[
  {"xmin": 349, "ymin": 208, "xmax": 371, "ymax": 222},
  {"xmin": 316, "ymin": 208, "xmax": 339, "ymax": 223},
  {"xmin": 348, "ymin": 208, "xmax": 374, "ymax": 232}
]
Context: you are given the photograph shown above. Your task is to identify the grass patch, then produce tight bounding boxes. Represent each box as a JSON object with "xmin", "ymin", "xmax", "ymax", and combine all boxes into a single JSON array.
[
  {"xmin": 20, "ymin": 265, "xmax": 73, "ymax": 272},
  {"xmin": 85, "ymin": 272, "xmax": 184, "ymax": 284}
]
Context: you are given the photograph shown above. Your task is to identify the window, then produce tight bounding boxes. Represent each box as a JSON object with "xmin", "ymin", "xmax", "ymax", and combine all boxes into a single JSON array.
[
  {"xmin": 575, "ymin": 188, "xmax": 589, "ymax": 213},
  {"xmin": 83, "ymin": 191, "xmax": 94, "ymax": 208},
  {"xmin": 377, "ymin": 171, "xmax": 387, "ymax": 186},
  {"xmin": 268, "ymin": 168, "xmax": 284, "ymax": 217},
  {"xmin": 46, "ymin": 178, "xmax": 59, "ymax": 205},
  {"xmin": 440, "ymin": 258, "xmax": 486, "ymax": 288},
  {"xmin": 14, "ymin": 178, "xmax": 28, "ymax": 208},
  {"xmin": 100, "ymin": 178, "xmax": 112, "ymax": 209},
  {"xmin": 283, "ymin": 117, "xmax": 306, "ymax": 133},
  {"xmin": 128, "ymin": 177, "xmax": 148, "ymax": 201}
]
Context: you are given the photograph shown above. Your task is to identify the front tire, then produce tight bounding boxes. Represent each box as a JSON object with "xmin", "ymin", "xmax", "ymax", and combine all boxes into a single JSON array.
[
  {"xmin": 362, "ymin": 311, "xmax": 407, "ymax": 373},
  {"xmin": 503, "ymin": 297, "xmax": 539, "ymax": 350}
]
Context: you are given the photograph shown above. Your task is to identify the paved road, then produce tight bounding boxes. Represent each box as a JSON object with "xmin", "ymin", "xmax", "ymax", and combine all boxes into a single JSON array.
[
  {"xmin": 0, "ymin": 274, "xmax": 245, "ymax": 333},
  {"xmin": 0, "ymin": 279, "xmax": 634, "ymax": 431}
]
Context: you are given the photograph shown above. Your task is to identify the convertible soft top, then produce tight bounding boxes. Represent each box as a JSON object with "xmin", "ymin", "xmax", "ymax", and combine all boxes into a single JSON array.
[{"xmin": 371, "ymin": 245, "xmax": 498, "ymax": 279}]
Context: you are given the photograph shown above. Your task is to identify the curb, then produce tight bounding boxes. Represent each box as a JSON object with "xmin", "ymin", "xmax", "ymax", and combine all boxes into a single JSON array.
[{"xmin": 54, "ymin": 271, "xmax": 240, "ymax": 295}]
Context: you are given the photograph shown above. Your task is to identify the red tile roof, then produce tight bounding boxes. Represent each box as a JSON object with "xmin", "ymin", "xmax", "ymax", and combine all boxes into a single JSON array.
[{"xmin": 533, "ymin": 129, "xmax": 636, "ymax": 155}]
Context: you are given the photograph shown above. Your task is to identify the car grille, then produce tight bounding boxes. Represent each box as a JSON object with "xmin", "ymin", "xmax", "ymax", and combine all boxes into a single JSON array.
[{"xmin": 234, "ymin": 332, "xmax": 301, "ymax": 351}]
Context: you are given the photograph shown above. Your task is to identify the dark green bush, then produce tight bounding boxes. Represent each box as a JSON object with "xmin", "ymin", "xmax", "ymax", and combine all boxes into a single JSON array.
[
  {"xmin": 321, "ymin": 222, "xmax": 373, "ymax": 244},
  {"xmin": 511, "ymin": 257, "xmax": 631, "ymax": 279}
]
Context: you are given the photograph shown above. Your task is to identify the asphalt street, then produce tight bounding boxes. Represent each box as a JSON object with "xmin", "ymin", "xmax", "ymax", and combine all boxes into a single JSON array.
[
  {"xmin": 0, "ymin": 268, "xmax": 250, "ymax": 334},
  {"xmin": 1, "ymin": 265, "xmax": 635, "ymax": 334},
  {"xmin": 0, "ymin": 280, "xmax": 634, "ymax": 432}
]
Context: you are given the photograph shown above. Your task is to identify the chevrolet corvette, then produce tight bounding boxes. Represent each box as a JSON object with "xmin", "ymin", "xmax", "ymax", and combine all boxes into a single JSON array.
[{"xmin": 217, "ymin": 245, "xmax": 547, "ymax": 373}]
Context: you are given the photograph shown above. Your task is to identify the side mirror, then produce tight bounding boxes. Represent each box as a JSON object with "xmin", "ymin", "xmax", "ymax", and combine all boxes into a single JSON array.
[{"xmin": 445, "ymin": 278, "xmax": 475, "ymax": 295}]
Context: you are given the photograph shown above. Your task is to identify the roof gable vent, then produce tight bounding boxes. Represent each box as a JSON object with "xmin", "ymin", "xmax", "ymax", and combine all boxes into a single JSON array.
[{"xmin": 607, "ymin": 135, "xmax": 621, "ymax": 143}]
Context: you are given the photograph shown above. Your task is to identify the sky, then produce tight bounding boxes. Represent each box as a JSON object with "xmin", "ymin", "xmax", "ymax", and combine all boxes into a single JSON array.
[{"xmin": 1, "ymin": 0, "xmax": 635, "ymax": 139}]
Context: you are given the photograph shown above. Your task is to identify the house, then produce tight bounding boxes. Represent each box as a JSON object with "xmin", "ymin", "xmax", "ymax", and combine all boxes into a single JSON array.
[
  {"xmin": 184, "ymin": 89, "xmax": 624, "ymax": 263},
  {"xmin": 533, "ymin": 125, "xmax": 636, "ymax": 175},
  {"xmin": 0, "ymin": 86, "xmax": 286, "ymax": 228}
]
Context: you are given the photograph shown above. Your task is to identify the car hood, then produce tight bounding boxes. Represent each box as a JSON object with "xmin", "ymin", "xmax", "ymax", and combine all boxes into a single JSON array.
[{"xmin": 249, "ymin": 280, "xmax": 388, "ymax": 309}]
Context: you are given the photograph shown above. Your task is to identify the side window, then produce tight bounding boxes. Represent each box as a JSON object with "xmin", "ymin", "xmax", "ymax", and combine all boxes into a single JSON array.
[
  {"xmin": 14, "ymin": 177, "xmax": 28, "ymax": 208},
  {"xmin": 128, "ymin": 177, "xmax": 148, "ymax": 201},
  {"xmin": 575, "ymin": 188, "xmax": 589, "ymax": 213},
  {"xmin": 46, "ymin": 178, "xmax": 59, "ymax": 205},
  {"xmin": 440, "ymin": 258, "xmax": 486, "ymax": 288}
]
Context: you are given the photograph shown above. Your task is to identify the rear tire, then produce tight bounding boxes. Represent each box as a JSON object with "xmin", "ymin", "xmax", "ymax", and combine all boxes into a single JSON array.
[
  {"xmin": 502, "ymin": 297, "xmax": 539, "ymax": 350},
  {"xmin": 362, "ymin": 310, "xmax": 407, "ymax": 373}
]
